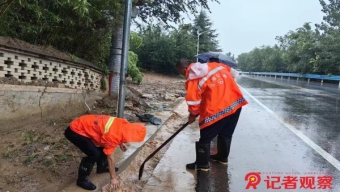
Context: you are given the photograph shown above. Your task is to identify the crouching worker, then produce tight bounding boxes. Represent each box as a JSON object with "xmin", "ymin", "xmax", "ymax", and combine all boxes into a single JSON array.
[{"xmin": 64, "ymin": 115, "xmax": 146, "ymax": 190}]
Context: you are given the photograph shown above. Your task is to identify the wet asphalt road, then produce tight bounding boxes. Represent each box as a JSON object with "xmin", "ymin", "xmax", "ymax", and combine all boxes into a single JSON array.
[{"xmin": 196, "ymin": 75, "xmax": 340, "ymax": 192}]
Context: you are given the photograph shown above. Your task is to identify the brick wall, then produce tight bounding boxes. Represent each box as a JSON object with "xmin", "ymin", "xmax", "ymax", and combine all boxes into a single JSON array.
[{"xmin": 0, "ymin": 47, "xmax": 104, "ymax": 91}]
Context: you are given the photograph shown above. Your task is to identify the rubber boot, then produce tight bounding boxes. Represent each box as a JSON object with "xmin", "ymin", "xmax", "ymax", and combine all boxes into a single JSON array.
[
  {"xmin": 210, "ymin": 135, "xmax": 231, "ymax": 165},
  {"xmin": 96, "ymin": 151, "xmax": 119, "ymax": 173},
  {"xmin": 186, "ymin": 142, "xmax": 210, "ymax": 171},
  {"xmin": 76, "ymin": 158, "xmax": 97, "ymax": 190}
]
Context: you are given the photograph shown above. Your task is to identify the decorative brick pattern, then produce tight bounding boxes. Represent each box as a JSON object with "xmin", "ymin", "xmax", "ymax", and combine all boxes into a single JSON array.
[{"xmin": 0, "ymin": 49, "xmax": 104, "ymax": 91}]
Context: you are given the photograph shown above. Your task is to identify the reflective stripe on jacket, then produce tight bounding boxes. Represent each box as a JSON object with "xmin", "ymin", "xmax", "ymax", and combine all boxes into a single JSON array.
[
  {"xmin": 70, "ymin": 115, "xmax": 146, "ymax": 155},
  {"xmin": 185, "ymin": 62, "xmax": 248, "ymax": 129}
]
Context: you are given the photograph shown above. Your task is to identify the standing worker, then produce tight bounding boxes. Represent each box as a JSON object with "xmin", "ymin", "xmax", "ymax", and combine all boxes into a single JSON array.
[
  {"xmin": 64, "ymin": 115, "xmax": 146, "ymax": 190},
  {"xmin": 176, "ymin": 58, "xmax": 248, "ymax": 171}
]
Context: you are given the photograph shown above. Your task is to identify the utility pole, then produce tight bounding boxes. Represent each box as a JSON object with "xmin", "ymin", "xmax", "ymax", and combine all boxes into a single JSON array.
[
  {"xmin": 196, "ymin": 29, "xmax": 208, "ymax": 62},
  {"xmin": 117, "ymin": 0, "xmax": 133, "ymax": 118}
]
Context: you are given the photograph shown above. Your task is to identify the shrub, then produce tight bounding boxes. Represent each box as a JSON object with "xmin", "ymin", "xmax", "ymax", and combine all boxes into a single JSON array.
[{"xmin": 128, "ymin": 51, "xmax": 143, "ymax": 84}]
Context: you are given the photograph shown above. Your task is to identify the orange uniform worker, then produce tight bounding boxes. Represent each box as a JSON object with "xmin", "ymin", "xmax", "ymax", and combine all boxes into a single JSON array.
[
  {"xmin": 176, "ymin": 58, "xmax": 248, "ymax": 171},
  {"xmin": 208, "ymin": 58, "xmax": 239, "ymax": 79},
  {"xmin": 64, "ymin": 115, "xmax": 146, "ymax": 190}
]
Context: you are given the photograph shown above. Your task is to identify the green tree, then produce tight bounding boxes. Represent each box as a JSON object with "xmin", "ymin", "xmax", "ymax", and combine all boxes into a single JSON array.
[
  {"xmin": 128, "ymin": 51, "xmax": 143, "ymax": 84},
  {"xmin": 135, "ymin": 24, "xmax": 177, "ymax": 74},
  {"xmin": 237, "ymin": 45, "xmax": 287, "ymax": 73},
  {"xmin": 172, "ymin": 24, "xmax": 197, "ymax": 63},
  {"xmin": 0, "ymin": 0, "xmax": 121, "ymax": 70},
  {"xmin": 238, "ymin": 23, "xmax": 321, "ymax": 74},
  {"xmin": 237, "ymin": 52, "xmax": 251, "ymax": 71},
  {"xmin": 109, "ymin": 0, "xmax": 221, "ymax": 95},
  {"xmin": 0, "ymin": 0, "xmax": 221, "ymax": 93},
  {"xmin": 127, "ymin": 32, "xmax": 143, "ymax": 84},
  {"xmin": 192, "ymin": 10, "xmax": 221, "ymax": 53},
  {"xmin": 276, "ymin": 23, "xmax": 320, "ymax": 74},
  {"xmin": 261, "ymin": 45, "xmax": 287, "ymax": 72},
  {"xmin": 236, "ymin": 0, "xmax": 340, "ymax": 75},
  {"xmin": 134, "ymin": 23, "xmax": 197, "ymax": 74},
  {"xmin": 137, "ymin": 0, "xmax": 220, "ymax": 24},
  {"xmin": 310, "ymin": 0, "xmax": 340, "ymax": 75}
]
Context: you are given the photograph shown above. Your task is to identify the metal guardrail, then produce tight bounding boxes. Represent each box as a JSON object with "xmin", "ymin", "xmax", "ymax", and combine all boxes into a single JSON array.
[
  {"xmin": 242, "ymin": 72, "xmax": 340, "ymax": 80},
  {"xmin": 239, "ymin": 72, "xmax": 340, "ymax": 88}
]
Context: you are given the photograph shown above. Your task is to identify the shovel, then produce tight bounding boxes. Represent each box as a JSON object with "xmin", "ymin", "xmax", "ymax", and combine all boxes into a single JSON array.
[{"xmin": 138, "ymin": 122, "xmax": 189, "ymax": 180}]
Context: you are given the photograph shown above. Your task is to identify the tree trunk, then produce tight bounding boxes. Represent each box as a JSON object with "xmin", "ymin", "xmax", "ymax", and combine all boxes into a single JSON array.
[
  {"xmin": 108, "ymin": 23, "xmax": 124, "ymax": 97},
  {"xmin": 108, "ymin": 4, "xmax": 137, "ymax": 97}
]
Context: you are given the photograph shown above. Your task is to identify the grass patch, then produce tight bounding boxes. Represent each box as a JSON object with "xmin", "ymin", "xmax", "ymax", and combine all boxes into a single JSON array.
[
  {"xmin": 55, "ymin": 154, "xmax": 70, "ymax": 162},
  {"xmin": 2, "ymin": 143, "xmax": 18, "ymax": 159},
  {"xmin": 23, "ymin": 153, "xmax": 39, "ymax": 165},
  {"xmin": 46, "ymin": 118, "xmax": 57, "ymax": 126},
  {"xmin": 2, "ymin": 151, "xmax": 15, "ymax": 159},
  {"xmin": 43, "ymin": 158, "xmax": 55, "ymax": 167},
  {"xmin": 21, "ymin": 130, "xmax": 38, "ymax": 145}
]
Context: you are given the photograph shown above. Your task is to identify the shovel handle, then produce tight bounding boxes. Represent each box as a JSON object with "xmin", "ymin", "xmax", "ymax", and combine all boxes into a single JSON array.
[{"xmin": 138, "ymin": 122, "xmax": 189, "ymax": 180}]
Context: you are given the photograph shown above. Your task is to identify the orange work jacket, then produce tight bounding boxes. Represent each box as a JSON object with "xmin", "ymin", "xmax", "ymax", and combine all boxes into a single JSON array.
[
  {"xmin": 185, "ymin": 62, "xmax": 248, "ymax": 129},
  {"xmin": 70, "ymin": 115, "xmax": 146, "ymax": 155},
  {"xmin": 208, "ymin": 62, "xmax": 239, "ymax": 80}
]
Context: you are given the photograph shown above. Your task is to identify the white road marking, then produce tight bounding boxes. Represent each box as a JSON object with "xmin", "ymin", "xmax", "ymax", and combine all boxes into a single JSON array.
[{"xmin": 239, "ymin": 85, "xmax": 340, "ymax": 172}]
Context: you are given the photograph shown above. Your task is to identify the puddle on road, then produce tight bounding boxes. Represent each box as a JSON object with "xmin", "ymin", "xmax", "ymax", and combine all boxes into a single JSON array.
[
  {"xmin": 237, "ymin": 77, "xmax": 290, "ymax": 89},
  {"xmin": 238, "ymin": 75, "xmax": 340, "ymax": 165}
]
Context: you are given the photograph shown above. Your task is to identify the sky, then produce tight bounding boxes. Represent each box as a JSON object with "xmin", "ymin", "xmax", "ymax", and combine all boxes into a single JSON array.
[
  {"xmin": 132, "ymin": 0, "xmax": 326, "ymax": 58},
  {"xmin": 187, "ymin": 0, "xmax": 326, "ymax": 57}
]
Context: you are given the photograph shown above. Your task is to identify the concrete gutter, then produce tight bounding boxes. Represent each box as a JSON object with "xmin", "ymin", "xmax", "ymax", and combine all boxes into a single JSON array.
[
  {"xmin": 142, "ymin": 112, "xmax": 199, "ymax": 192},
  {"xmin": 59, "ymin": 98, "xmax": 186, "ymax": 192}
]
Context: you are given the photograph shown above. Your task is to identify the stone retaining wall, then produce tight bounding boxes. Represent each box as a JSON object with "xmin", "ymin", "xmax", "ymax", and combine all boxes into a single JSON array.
[
  {"xmin": 0, "ymin": 84, "xmax": 105, "ymax": 121},
  {"xmin": 0, "ymin": 38, "xmax": 105, "ymax": 91},
  {"xmin": 0, "ymin": 37, "xmax": 107, "ymax": 121}
]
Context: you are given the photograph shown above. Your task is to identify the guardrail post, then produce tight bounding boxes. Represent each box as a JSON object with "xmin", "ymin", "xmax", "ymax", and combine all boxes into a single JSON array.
[
  {"xmin": 281, "ymin": 76, "xmax": 283, "ymax": 81},
  {"xmin": 338, "ymin": 81, "xmax": 340, "ymax": 88},
  {"xmin": 321, "ymin": 80, "xmax": 323, "ymax": 86},
  {"xmin": 308, "ymin": 79, "xmax": 310, "ymax": 84},
  {"xmin": 297, "ymin": 77, "xmax": 299, "ymax": 83},
  {"xmin": 275, "ymin": 75, "xmax": 277, "ymax": 80},
  {"xmin": 288, "ymin": 76, "xmax": 290, "ymax": 82}
]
